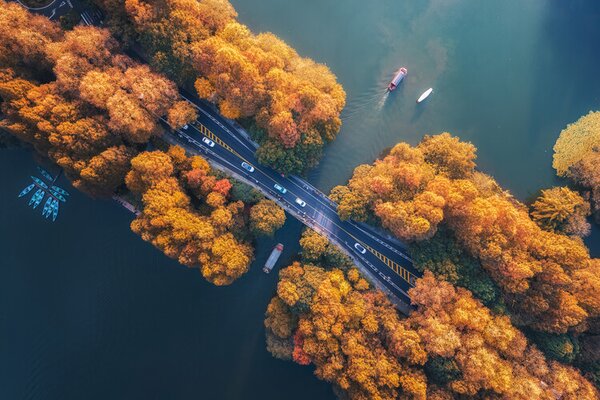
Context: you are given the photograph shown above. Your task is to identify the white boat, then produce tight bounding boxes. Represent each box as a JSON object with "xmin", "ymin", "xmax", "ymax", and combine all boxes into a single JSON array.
[{"xmin": 417, "ymin": 88, "xmax": 433, "ymax": 103}]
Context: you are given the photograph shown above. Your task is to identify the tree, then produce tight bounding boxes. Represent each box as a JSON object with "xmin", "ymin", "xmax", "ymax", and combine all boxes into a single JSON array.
[
  {"xmin": 531, "ymin": 187, "xmax": 591, "ymax": 237},
  {"xmin": 127, "ymin": 149, "xmax": 255, "ymax": 286},
  {"xmin": 299, "ymin": 229, "xmax": 328, "ymax": 261},
  {"xmin": 269, "ymin": 262, "xmax": 428, "ymax": 399},
  {"xmin": 333, "ymin": 133, "xmax": 600, "ymax": 334},
  {"xmin": 97, "ymin": 0, "xmax": 346, "ymax": 175},
  {"xmin": 167, "ymin": 100, "xmax": 197, "ymax": 129},
  {"xmin": 553, "ymin": 111, "xmax": 600, "ymax": 176},
  {"xmin": 299, "ymin": 228, "xmax": 353, "ymax": 270},
  {"xmin": 249, "ymin": 199, "xmax": 286, "ymax": 236},
  {"xmin": 126, "ymin": 150, "xmax": 174, "ymax": 194},
  {"xmin": 569, "ymin": 148, "xmax": 600, "ymax": 223}
]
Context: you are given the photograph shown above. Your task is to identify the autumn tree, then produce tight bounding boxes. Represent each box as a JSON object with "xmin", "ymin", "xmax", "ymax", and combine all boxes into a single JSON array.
[
  {"xmin": 249, "ymin": 199, "xmax": 285, "ymax": 236},
  {"xmin": 299, "ymin": 228, "xmax": 353, "ymax": 270},
  {"xmin": 531, "ymin": 187, "xmax": 591, "ymax": 237},
  {"xmin": 569, "ymin": 149, "xmax": 600, "ymax": 223},
  {"xmin": 128, "ymin": 148, "xmax": 254, "ymax": 285},
  {"xmin": 333, "ymin": 133, "xmax": 600, "ymax": 334},
  {"xmin": 266, "ymin": 264, "xmax": 599, "ymax": 399},
  {"xmin": 266, "ymin": 262, "xmax": 428, "ymax": 399},
  {"xmin": 406, "ymin": 272, "xmax": 599, "ymax": 399},
  {"xmin": 0, "ymin": 6, "xmax": 192, "ymax": 196},
  {"xmin": 93, "ymin": 0, "xmax": 346, "ymax": 174},
  {"xmin": 553, "ymin": 111, "xmax": 600, "ymax": 176}
]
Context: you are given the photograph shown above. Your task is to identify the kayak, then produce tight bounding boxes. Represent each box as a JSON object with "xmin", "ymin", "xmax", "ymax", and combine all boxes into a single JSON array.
[{"xmin": 417, "ymin": 88, "xmax": 433, "ymax": 103}]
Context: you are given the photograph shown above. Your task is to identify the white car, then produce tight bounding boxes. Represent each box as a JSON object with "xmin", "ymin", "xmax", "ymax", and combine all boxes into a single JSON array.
[
  {"xmin": 241, "ymin": 162, "xmax": 255, "ymax": 173},
  {"xmin": 354, "ymin": 243, "xmax": 367, "ymax": 254},
  {"xmin": 182, "ymin": 124, "xmax": 189, "ymax": 130},
  {"xmin": 274, "ymin": 184, "xmax": 287, "ymax": 194},
  {"xmin": 202, "ymin": 137, "xmax": 215, "ymax": 147},
  {"xmin": 295, "ymin": 197, "xmax": 306, "ymax": 207}
]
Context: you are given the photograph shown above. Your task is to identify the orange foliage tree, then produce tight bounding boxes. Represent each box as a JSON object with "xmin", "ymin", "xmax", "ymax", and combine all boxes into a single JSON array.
[
  {"xmin": 93, "ymin": 0, "xmax": 346, "ymax": 174},
  {"xmin": 0, "ymin": 3, "xmax": 196, "ymax": 195},
  {"xmin": 128, "ymin": 147, "xmax": 254, "ymax": 285},
  {"xmin": 265, "ymin": 263, "xmax": 599, "ymax": 399},
  {"xmin": 331, "ymin": 133, "xmax": 600, "ymax": 334}
]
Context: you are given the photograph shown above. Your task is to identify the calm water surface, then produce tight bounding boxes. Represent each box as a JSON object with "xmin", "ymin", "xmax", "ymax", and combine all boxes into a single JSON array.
[{"xmin": 2, "ymin": 1, "xmax": 600, "ymax": 399}]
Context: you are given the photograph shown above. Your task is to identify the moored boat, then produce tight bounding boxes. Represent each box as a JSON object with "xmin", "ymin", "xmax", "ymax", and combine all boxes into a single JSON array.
[
  {"xmin": 388, "ymin": 67, "xmax": 408, "ymax": 91},
  {"xmin": 417, "ymin": 88, "xmax": 433, "ymax": 103}
]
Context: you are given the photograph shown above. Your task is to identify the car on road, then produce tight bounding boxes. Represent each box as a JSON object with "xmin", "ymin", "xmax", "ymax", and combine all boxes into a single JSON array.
[
  {"xmin": 182, "ymin": 124, "xmax": 189, "ymax": 130},
  {"xmin": 354, "ymin": 243, "xmax": 367, "ymax": 254},
  {"xmin": 295, "ymin": 197, "xmax": 306, "ymax": 207},
  {"xmin": 241, "ymin": 162, "xmax": 255, "ymax": 173},
  {"xmin": 202, "ymin": 137, "xmax": 215, "ymax": 147},
  {"xmin": 274, "ymin": 184, "xmax": 287, "ymax": 194}
]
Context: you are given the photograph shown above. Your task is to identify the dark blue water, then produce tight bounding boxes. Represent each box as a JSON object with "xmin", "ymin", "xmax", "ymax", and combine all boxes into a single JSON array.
[
  {"xmin": 2, "ymin": 1, "xmax": 600, "ymax": 399},
  {"xmin": 0, "ymin": 150, "xmax": 333, "ymax": 399}
]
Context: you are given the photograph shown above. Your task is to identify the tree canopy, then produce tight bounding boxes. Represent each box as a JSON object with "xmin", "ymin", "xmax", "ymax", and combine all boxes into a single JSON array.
[
  {"xmin": 92, "ymin": 0, "xmax": 346, "ymax": 174},
  {"xmin": 332, "ymin": 133, "xmax": 600, "ymax": 334},
  {"xmin": 0, "ymin": 2, "xmax": 196, "ymax": 195},
  {"xmin": 265, "ymin": 263, "xmax": 599, "ymax": 399},
  {"xmin": 128, "ymin": 147, "xmax": 254, "ymax": 285}
]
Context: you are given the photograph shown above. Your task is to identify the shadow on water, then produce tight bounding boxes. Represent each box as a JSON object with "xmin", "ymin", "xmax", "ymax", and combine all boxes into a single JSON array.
[{"xmin": 410, "ymin": 101, "xmax": 427, "ymax": 123}]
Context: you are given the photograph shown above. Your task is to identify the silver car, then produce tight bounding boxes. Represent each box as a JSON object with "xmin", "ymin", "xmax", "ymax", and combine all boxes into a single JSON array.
[
  {"xmin": 354, "ymin": 243, "xmax": 367, "ymax": 254},
  {"xmin": 241, "ymin": 162, "xmax": 255, "ymax": 173},
  {"xmin": 202, "ymin": 137, "xmax": 215, "ymax": 147},
  {"xmin": 295, "ymin": 197, "xmax": 306, "ymax": 207}
]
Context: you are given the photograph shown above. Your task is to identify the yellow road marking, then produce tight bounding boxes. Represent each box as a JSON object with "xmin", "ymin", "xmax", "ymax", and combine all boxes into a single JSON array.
[
  {"xmin": 363, "ymin": 244, "xmax": 417, "ymax": 286},
  {"xmin": 194, "ymin": 122, "xmax": 242, "ymax": 159},
  {"xmin": 189, "ymin": 121, "xmax": 416, "ymax": 286}
]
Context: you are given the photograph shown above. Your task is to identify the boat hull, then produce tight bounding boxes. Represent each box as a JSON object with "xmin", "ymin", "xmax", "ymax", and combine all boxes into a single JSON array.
[
  {"xmin": 388, "ymin": 67, "xmax": 408, "ymax": 91},
  {"xmin": 417, "ymin": 88, "xmax": 433, "ymax": 103}
]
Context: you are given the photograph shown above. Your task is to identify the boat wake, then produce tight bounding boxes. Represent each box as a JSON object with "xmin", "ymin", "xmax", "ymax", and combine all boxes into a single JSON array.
[
  {"xmin": 342, "ymin": 88, "xmax": 391, "ymax": 122},
  {"xmin": 376, "ymin": 91, "xmax": 390, "ymax": 111}
]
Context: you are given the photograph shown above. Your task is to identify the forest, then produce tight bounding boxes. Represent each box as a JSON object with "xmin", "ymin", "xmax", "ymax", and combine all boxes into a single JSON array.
[
  {"xmin": 90, "ymin": 0, "xmax": 347, "ymax": 175},
  {"xmin": 0, "ymin": 1, "xmax": 285, "ymax": 285},
  {"xmin": 264, "ymin": 132, "xmax": 600, "ymax": 398},
  {"xmin": 266, "ymin": 228, "xmax": 599, "ymax": 399},
  {"xmin": 3, "ymin": 0, "xmax": 600, "ymax": 398}
]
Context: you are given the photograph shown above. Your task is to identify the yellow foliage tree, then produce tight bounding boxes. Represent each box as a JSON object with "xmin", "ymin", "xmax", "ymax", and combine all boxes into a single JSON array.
[{"xmin": 553, "ymin": 111, "xmax": 600, "ymax": 176}]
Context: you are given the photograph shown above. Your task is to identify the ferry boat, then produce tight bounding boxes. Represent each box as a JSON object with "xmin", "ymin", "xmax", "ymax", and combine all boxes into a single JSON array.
[{"xmin": 387, "ymin": 67, "xmax": 408, "ymax": 91}]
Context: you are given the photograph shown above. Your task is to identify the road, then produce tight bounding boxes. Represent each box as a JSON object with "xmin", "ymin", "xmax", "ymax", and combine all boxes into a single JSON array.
[
  {"xmin": 165, "ymin": 91, "xmax": 421, "ymax": 312},
  {"xmin": 13, "ymin": 0, "xmax": 423, "ymax": 313}
]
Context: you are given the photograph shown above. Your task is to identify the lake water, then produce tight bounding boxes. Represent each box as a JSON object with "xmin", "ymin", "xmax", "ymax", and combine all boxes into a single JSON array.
[{"xmin": 2, "ymin": 1, "xmax": 600, "ymax": 399}]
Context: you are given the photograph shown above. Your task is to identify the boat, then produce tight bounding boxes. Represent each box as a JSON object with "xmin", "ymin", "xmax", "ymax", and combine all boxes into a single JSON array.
[
  {"xmin": 51, "ymin": 199, "xmax": 59, "ymax": 221},
  {"xmin": 388, "ymin": 67, "xmax": 408, "ymax": 91},
  {"xmin": 42, "ymin": 197, "xmax": 53, "ymax": 218},
  {"xmin": 263, "ymin": 243, "xmax": 284, "ymax": 273},
  {"xmin": 37, "ymin": 166, "xmax": 54, "ymax": 182},
  {"xmin": 50, "ymin": 189, "xmax": 67, "ymax": 203},
  {"xmin": 30, "ymin": 189, "xmax": 45, "ymax": 208},
  {"xmin": 51, "ymin": 185, "xmax": 69, "ymax": 197},
  {"xmin": 417, "ymin": 88, "xmax": 433, "ymax": 103},
  {"xmin": 31, "ymin": 176, "xmax": 48, "ymax": 189},
  {"xmin": 18, "ymin": 184, "xmax": 35, "ymax": 198}
]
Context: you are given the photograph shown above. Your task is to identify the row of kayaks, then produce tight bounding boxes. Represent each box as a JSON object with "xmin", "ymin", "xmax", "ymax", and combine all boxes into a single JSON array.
[
  {"xmin": 387, "ymin": 66, "xmax": 433, "ymax": 103},
  {"xmin": 18, "ymin": 186, "xmax": 60, "ymax": 221}
]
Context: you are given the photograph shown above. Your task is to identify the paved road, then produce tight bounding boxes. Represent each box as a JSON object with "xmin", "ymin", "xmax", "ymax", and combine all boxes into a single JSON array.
[
  {"xmin": 15, "ymin": 0, "xmax": 423, "ymax": 312},
  {"xmin": 166, "ymin": 91, "xmax": 421, "ymax": 311}
]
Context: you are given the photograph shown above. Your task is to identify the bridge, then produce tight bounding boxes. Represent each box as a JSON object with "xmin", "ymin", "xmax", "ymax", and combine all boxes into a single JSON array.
[
  {"xmin": 163, "ymin": 92, "xmax": 421, "ymax": 313},
  {"xmin": 13, "ymin": 0, "xmax": 423, "ymax": 313}
]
